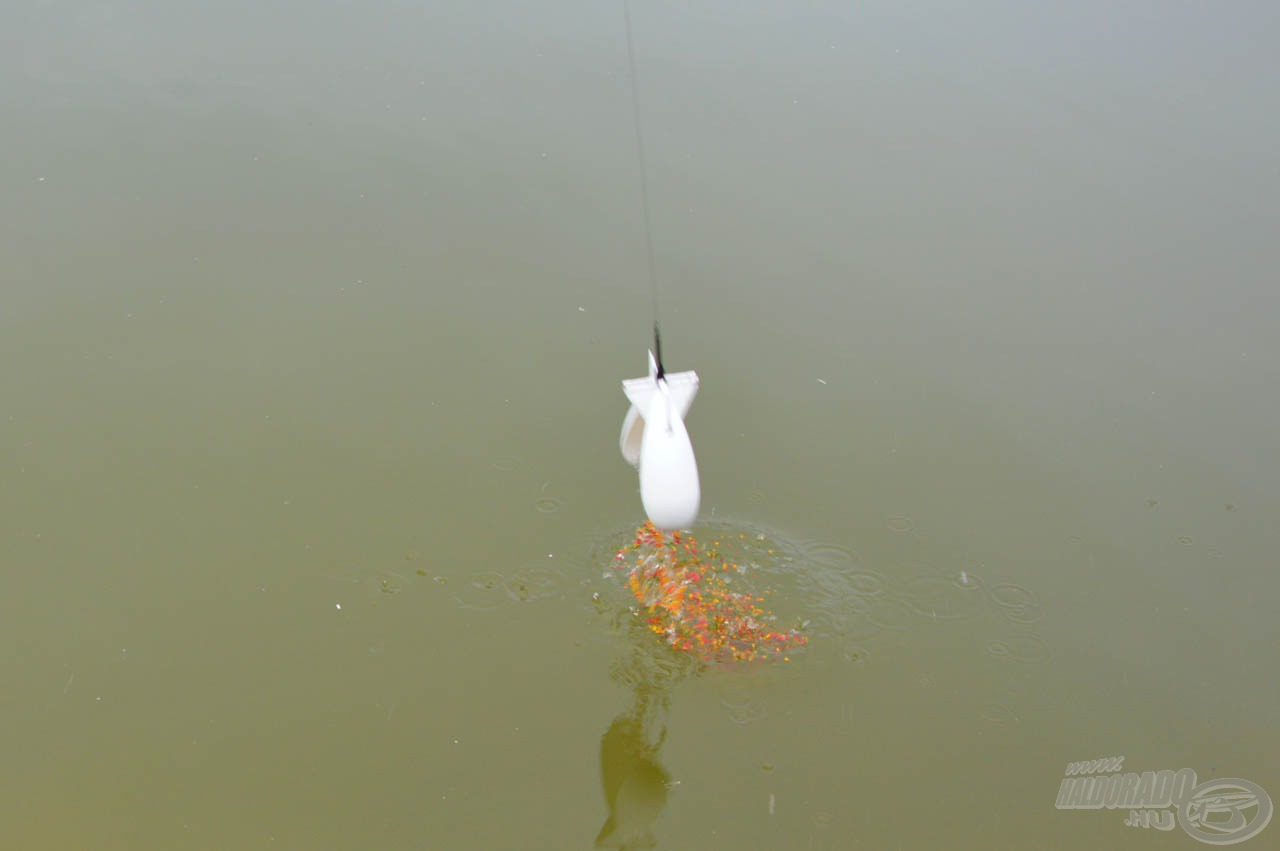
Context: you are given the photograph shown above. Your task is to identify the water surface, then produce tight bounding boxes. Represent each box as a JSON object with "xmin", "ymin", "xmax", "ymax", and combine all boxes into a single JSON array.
[{"xmin": 4, "ymin": 1, "xmax": 1278, "ymax": 848}]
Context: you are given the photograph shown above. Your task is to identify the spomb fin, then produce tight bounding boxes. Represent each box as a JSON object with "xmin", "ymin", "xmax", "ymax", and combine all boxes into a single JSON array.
[{"xmin": 620, "ymin": 351, "xmax": 698, "ymax": 468}]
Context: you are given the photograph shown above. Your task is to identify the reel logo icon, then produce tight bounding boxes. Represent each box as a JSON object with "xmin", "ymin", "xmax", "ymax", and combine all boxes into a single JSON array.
[{"xmin": 1179, "ymin": 778, "xmax": 1273, "ymax": 846}]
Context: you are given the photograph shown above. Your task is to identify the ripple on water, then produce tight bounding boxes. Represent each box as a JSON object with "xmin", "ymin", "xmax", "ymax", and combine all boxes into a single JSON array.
[
  {"xmin": 865, "ymin": 597, "xmax": 914, "ymax": 631},
  {"xmin": 803, "ymin": 568, "xmax": 866, "ymax": 598},
  {"xmin": 884, "ymin": 514, "xmax": 914, "ymax": 534},
  {"xmin": 717, "ymin": 682, "xmax": 769, "ymax": 725},
  {"xmin": 591, "ymin": 533, "xmax": 632, "ymax": 572},
  {"xmin": 831, "ymin": 611, "xmax": 884, "ymax": 642},
  {"xmin": 988, "ymin": 635, "xmax": 1047, "ymax": 664},
  {"xmin": 795, "ymin": 537, "xmax": 897, "ymax": 639},
  {"xmin": 799, "ymin": 574, "xmax": 875, "ymax": 635},
  {"xmin": 999, "ymin": 604, "xmax": 1041, "ymax": 626},
  {"xmin": 841, "ymin": 643, "xmax": 872, "ymax": 665},
  {"xmin": 503, "ymin": 563, "xmax": 566, "ymax": 602},
  {"xmin": 602, "ymin": 521, "xmax": 1053, "ymax": 671},
  {"xmin": 490, "ymin": 455, "xmax": 519, "ymax": 471},
  {"xmin": 901, "ymin": 575, "xmax": 987, "ymax": 621},
  {"xmin": 700, "ymin": 524, "xmax": 804, "ymax": 569},
  {"xmin": 980, "ymin": 703, "xmax": 1017, "ymax": 725},
  {"xmin": 988, "ymin": 583, "xmax": 1039, "ymax": 610},
  {"xmin": 534, "ymin": 497, "xmax": 562, "ymax": 514},
  {"xmin": 722, "ymin": 699, "xmax": 768, "ymax": 725},
  {"xmin": 802, "ymin": 542, "xmax": 859, "ymax": 570},
  {"xmin": 1006, "ymin": 635, "xmax": 1048, "ymax": 664},
  {"xmin": 848, "ymin": 571, "xmax": 886, "ymax": 596},
  {"xmin": 453, "ymin": 571, "xmax": 508, "ymax": 611}
]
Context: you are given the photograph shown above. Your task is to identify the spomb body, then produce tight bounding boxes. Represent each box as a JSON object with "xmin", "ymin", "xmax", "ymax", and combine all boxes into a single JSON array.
[
  {"xmin": 637, "ymin": 382, "xmax": 700, "ymax": 530},
  {"xmin": 620, "ymin": 353, "xmax": 701, "ymax": 531}
]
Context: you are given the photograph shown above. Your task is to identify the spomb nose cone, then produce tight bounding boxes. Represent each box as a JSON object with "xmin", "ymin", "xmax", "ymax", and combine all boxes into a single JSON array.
[
  {"xmin": 642, "ymin": 459, "xmax": 700, "ymax": 529},
  {"xmin": 643, "ymin": 486, "xmax": 700, "ymax": 532},
  {"xmin": 638, "ymin": 387, "xmax": 700, "ymax": 531}
]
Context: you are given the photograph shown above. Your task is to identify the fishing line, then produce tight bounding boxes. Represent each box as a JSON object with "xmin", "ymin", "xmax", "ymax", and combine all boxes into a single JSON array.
[
  {"xmin": 621, "ymin": 0, "xmax": 665, "ymax": 378},
  {"xmin": 615, "ymin": 10, "xmax": 702, "ymax": 532}
]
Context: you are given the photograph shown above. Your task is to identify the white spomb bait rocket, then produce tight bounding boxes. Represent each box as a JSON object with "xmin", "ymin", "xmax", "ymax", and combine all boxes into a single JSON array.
[
  {"xmin": 614, "ymin": 4, "xmax": 702, "ymax": 531},
  {"xmin": 620, "ymin": 348, "xmax": 700, "ymax": 531}
]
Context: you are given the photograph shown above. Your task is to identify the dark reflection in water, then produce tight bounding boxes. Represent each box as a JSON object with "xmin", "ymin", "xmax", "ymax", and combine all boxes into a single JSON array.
[{"xmin": 596, "ymin": 619, "xmax": 697, "ymax": 849}]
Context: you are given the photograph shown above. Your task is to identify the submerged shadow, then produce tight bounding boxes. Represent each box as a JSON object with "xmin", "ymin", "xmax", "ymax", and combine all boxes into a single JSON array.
[{"xmin": 595, "ymin": 619, "xmax": 698, "ymax": 850}]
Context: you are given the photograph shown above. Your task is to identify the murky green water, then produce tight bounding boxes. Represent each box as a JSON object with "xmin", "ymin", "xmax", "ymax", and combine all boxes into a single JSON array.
[{"xmin": 5, "ymin": 2, "xmax": 1278, "ymax": 848}]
